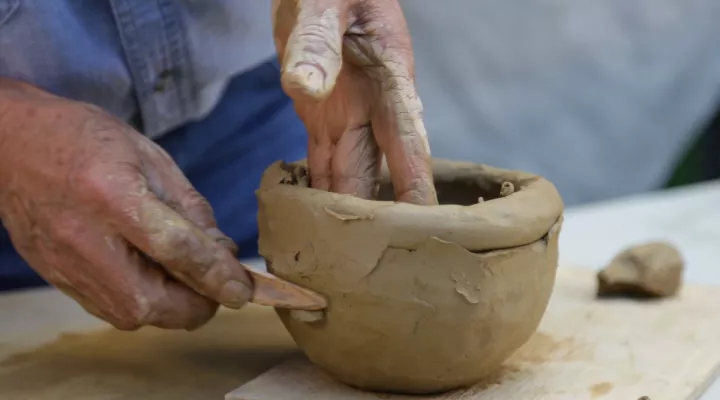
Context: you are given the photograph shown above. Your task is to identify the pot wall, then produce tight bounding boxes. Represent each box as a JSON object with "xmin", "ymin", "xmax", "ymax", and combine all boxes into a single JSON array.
[{"xmin": 256, "ymin": 159, "xmax": 564, "ymax": 394}]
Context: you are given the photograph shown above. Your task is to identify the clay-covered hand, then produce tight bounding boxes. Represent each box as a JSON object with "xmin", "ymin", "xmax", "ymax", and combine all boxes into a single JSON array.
[
  {"xmin": 272, "ymin": 0, "xmax": 438, "ymax": 204},
  {"xmin": 0, "ymin": 79, "xmax": 252, "ymax": 330}
]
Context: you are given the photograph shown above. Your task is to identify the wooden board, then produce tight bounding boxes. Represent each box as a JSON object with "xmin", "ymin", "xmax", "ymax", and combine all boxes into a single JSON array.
[
  {"xmin": 227, "ymin": 267, "xmax": 720, "ymax": 400},
  {"xmin": 0, "ymin": 302, "xmax": 299, "ymax": 400}
]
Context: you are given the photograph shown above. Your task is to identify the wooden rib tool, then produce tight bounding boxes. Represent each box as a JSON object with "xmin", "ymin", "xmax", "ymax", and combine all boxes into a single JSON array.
[{"xmin": 243, "ymin": 265, "xmax": 327, "ymax": 310}]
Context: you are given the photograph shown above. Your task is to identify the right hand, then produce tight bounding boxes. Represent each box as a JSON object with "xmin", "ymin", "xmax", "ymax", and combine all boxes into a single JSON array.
[
  {"xmin": 0, "ymin": 79, "xmax": 252, "ymax": 330},
  {"xmin": 272, "ymin": 0, "xmax": 438, "ymax": 204}
]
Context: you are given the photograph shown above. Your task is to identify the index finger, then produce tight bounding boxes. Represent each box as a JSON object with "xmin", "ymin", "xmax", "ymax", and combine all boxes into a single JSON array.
[
  {"xmin": 108, "ymin": 185, "xmax": 253, "ymax": 310},
  {"xmin": 372, "ymin": 69, "xmax": 437, "ymax": 205},
  {"xmin": 357, "ymin": 5, "xmax": 438, "ymax": 205}
]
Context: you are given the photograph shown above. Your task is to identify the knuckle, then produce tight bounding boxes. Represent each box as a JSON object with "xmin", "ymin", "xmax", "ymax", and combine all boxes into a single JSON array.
[
  {"xmin": 71, "ymin": 167, "xmax": 113, "ymax": 202},
  {"xmin": 293, "ymin": 21, "xmax": 341, "ymax": 58},
  {"xmin": 214, "ymin": 234, "xmax": 238, "ymax": 255},
  {"xmin": 110, "ymin": 317, "xmax": 143, "ymax": 331},
  {"xmin": 163, "ymin": 226, "xmax": 195, "ymax": 252},
  {"xmin": 296, "ymin": 22, "xmax": 332, "ymax": 41},
  {"xmin": 110, "ymin": 293, "xmax": 153, "ymax": 331},
  {"xmin": 46, "ymin": 213, "xmax": 84, "ymax": 245},
  {"xmin": 148, "ymin": 226, "xmax": 192, "ymax": 262},
  {"xmin": 68, "ymin": 151, "xmax": 142, "ymax": 203},
  {"xmin": 54, "ymin": 275, "xmax": 151, "ymax": 331},
  {"xmin": 185, "ymin": 255, "xmax": 227, "ymax": 297},
  {"xmin": 181, "ymin": 188, "xmax": 213, "ymax": 214},
  {"xmin": 63, "ymin": 275, "xmax": 155, "ymax": 331},
  {"xmin": 206, "ymin": 263, "xmax": 231, "ymax": 287},
  {"xmin": 150, "ymin": 226, "xmax": 215, "ymax": 277}
]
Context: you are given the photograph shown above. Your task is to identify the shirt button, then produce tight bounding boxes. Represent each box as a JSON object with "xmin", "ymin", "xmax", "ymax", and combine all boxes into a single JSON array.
[{"xmin": 154, "ymin": 69, "xmax": 174, "ymax": 93}]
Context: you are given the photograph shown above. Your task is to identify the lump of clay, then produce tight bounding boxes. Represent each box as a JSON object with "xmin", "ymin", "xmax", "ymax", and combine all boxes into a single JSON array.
[
  {"xmin": 256, "ymin": 158, "xmax": 564, "ymax": 394},
  {"xmin": 597, "ymin": 241, "xmax": 684, "ymax": 298}
]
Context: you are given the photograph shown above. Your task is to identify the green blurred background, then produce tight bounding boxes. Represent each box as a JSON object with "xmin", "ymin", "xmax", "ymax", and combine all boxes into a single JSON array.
[{"xmin": 665, "ymin": 108, "xmax": 719, "ymax": 188}]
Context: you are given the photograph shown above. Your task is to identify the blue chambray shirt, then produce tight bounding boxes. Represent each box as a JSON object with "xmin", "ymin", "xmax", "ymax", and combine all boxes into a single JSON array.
[
  {"xmin": 0, "ymin": 0, "xmax": 276, "ymax": 138},
  {"xmin": 0, "ymin": 0, "xmax": 312, "ymax": 290}
]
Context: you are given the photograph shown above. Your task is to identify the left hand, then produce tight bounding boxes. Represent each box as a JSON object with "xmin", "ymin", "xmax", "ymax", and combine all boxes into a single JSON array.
[
  {"xmin": 0, "ymin": 80, "xmax": 251, "ymax": 331},
  {"xmin": 272, "ymin": 0, "xmax": 438, "ymax": 205}
]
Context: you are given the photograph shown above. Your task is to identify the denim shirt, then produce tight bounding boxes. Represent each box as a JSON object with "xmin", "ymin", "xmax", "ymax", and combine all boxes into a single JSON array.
[{"xmin": 0, "ymin": 0, "xmax": 277, "ymax": 138}]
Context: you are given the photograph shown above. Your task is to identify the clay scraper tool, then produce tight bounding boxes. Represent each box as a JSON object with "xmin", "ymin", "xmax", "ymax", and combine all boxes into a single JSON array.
[{"xmin": 242, "ymin": 264, "xmax": 327, "ymax": 311}]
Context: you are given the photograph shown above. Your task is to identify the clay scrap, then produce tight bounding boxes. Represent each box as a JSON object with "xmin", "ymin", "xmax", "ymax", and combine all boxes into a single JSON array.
[
  {"xmin": 499, "ymin": 181, "xmax": 515, "ymax": 197},
  {"xmin": 597, "ymin": 241, "xmax": 684, "ymax": 298},
  {"xmin": 255, "ymin": 158, "xmax": 564, "ymax": 394}
]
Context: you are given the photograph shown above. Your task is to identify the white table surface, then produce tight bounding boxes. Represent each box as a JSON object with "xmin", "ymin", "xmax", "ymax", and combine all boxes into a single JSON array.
[
  {"xmin": 2, "ymin": 180, "xmax": 720, "ymax": 398},
  {"xmin": 561, "ymin": 180, "xmax": 720, "ymax": 400},
  {"xmin": 559, "ymin": 179, "xmax": 720, "ymax": 285}
]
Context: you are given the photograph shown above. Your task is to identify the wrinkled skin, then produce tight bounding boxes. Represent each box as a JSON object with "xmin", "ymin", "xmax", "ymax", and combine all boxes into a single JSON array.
[
  {"xmin": 0, "ymin": 79, "xmax": 252, "ymax": 330},
  {"xmin": 0, "ymin": 0, "xmax": 437, "ymax": 331},
  {"xmin": 273, "ymin": 0, "xmax": 438, "ymax": 204}
]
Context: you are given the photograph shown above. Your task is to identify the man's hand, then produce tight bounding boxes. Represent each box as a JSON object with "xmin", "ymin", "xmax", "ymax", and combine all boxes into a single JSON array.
[
  {"xmin": 0, "ymin": 79, "xmax": 252, "ymax": 330},
  {"xmin": 273, "ymin": 0, "xmax": 438, "ymax": 204}
]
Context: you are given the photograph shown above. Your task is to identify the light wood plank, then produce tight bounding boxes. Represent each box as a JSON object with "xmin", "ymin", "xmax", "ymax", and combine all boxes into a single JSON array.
[{"xmin": 227, "ymin": 267, "xmax": 720, "ymax": 400}]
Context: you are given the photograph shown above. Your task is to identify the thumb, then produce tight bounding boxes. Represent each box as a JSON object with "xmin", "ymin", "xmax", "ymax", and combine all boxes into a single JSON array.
[{"xmin": 280, "ymin": 0, "xmax": 347, "ymax": 100}]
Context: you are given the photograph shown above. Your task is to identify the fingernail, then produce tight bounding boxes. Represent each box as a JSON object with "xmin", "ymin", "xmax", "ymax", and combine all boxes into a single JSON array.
[
  {"xmin": 219, "ymin": 280, "xmax": 252, "ymax": 309},
  {"xmin": 284, "ymin": 63, "xmax": 326, "ymax": 98}
]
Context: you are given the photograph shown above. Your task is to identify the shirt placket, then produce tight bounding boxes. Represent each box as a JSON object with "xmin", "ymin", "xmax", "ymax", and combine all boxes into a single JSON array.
[{"xmin": 109, "ymin": 0, "xmax": 196, "ymax": 138}]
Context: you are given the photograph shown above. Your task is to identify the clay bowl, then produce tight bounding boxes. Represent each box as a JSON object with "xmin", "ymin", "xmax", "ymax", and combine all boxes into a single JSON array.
[{"xmin": 256, "ymin": 158, "xmax": 564, "ymax": 394}]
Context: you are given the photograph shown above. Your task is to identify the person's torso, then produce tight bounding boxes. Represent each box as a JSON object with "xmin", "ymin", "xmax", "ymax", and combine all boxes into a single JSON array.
[{"xmin": 0, "ymin": 0, "xmax": 276, "ymax": 138}]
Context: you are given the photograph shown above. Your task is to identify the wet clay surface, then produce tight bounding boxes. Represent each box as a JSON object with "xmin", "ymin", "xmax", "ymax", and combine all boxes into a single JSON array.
[
  {"xmin": 257, "ymin": 158, "xmax": 564, "ymax": 393},
  {"xmin": 597, "ymin": 241, "xmax": 684, "ymax": 298},
  {"xmin": 0, "ymin": 306, "xmax": 297, "ymax": 400}
]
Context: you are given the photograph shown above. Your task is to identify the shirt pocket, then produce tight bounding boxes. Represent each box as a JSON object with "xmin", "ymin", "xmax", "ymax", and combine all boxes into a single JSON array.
[{"xmin": 0, "ymin": 0, "xmax": 19, "ymax": 29}]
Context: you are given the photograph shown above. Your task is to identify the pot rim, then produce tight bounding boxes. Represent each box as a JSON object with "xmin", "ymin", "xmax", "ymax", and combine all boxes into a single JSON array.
[{"xmin": 257, "ymin": 158, "xmax": 564, "ymax": 251}]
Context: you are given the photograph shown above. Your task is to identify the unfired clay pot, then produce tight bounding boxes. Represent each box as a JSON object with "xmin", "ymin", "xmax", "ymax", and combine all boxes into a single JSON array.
[{"xmin": 256, "ymin": 159, "xmax": 564, "ymax": 394}]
